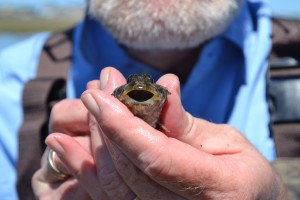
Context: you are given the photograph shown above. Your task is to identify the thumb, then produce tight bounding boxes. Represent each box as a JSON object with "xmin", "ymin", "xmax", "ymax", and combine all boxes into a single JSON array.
[
  {"xmin": 157, "ymin": 74, "xmax": 248, "ymax": 155},
  {"xmin": 157, "ymin": 74, "xmax": 199, "ymax": 143}
]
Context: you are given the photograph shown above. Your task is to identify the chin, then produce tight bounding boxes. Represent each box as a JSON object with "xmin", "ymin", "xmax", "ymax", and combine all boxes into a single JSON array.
[{"xmin": 89, "ymin": 0, "xmax": 244, "ymax": 50}]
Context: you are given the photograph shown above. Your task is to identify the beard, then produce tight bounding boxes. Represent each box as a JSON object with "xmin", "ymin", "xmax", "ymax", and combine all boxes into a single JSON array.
[{"xmin": 89, "ymin": 0, "xmax": 244, "ymax": 50}]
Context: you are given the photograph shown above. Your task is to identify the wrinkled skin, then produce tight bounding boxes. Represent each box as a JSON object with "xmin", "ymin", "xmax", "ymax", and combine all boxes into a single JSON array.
[{"xmin": 32, "ymin": 67, "xmax": 286, "ymax": 200}]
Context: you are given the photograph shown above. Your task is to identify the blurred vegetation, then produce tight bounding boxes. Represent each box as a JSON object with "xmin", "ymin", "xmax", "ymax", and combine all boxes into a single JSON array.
[
  {"xmin": 0, "ymin": 6, "xmax": 84, "ymax": 32},
  {"xmin": 0, "ymin": 19, "xmax": 80, "ymax": 32}
]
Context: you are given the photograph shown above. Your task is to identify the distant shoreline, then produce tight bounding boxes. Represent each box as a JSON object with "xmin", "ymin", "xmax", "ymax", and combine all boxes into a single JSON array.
[
  {"xmin": 0, "ymin": 19, "xmax": 82, "ymax": 32},
  {"xmin": 0, "ymin": 7, "xmax": 84, "ymax": 32}
]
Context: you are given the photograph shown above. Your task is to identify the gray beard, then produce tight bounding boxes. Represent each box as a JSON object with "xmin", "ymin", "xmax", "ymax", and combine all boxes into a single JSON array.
[{"xmin": 89, "ymin": 0, "xmax": 243, "ymax": 50}]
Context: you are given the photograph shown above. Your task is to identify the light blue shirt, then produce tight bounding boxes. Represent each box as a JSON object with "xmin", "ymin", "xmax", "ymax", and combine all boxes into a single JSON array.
[
  {"xmin": 0, "ymin": 32, "xmax": 50, "ymax": 200},
  {"xmin": 0, "ymin": 1, "xmax": 274, "ymax": 199}
]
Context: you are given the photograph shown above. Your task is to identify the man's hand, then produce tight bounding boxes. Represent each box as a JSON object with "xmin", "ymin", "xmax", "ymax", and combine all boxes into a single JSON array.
[
  {"xmin": 32, "ymin": 69, "xmax": 146, "ymax": 200},
  {"xmin": 40, "ymin": 67, "xmax": 287, "ymax": 199},
  {"xmin": 31, "ymin": 99, "xmax": 93, "ymax": 200}
]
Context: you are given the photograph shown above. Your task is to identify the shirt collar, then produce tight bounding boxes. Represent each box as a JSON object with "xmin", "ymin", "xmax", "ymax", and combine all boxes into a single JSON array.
[{"xmin": 220, "ymin": 1, "xmax": 252, "ymax": 51}]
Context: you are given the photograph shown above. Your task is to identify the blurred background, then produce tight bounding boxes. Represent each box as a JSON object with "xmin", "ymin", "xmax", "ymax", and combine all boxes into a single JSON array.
[
  {"xmin": 0, "ymin": 0, "xmax": 85, "ymax": 49},
  {"xmin": 0, "ymin": 0, "xmax": 299, "ymax": 49}
]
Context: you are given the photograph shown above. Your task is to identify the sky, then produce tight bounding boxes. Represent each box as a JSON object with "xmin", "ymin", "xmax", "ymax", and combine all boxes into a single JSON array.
[{"xmin": 0, "ymin": 0, "xmax": 85, "ymax": 8}]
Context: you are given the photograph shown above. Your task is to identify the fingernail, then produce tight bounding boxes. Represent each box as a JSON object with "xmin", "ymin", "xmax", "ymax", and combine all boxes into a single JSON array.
[
  {"xmin": 100, "ymin": 68, "xmax": 110, "ymax": 90},
  {"xmin": 81, "ymin": 93, "xmax": 100, "ymax": 118}
]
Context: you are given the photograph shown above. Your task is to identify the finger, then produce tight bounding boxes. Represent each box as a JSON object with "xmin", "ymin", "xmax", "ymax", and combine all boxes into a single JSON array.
[
  {"xmin": 50, "ymin": 99, "xmax": 89, "ymax": 135},
  {"xmin": 82, "ymin": 73, "xmax": 247, "ymax": 158},
  {"xmin": 81, "ymin": 89, "xmax": 165, "ymax": 158},
  {"xmin": 32, "ymin": 149, "xmax": 91, "ymax": 200},
  {"xmin": 105, "ymin": 139, "xmax": 185, "ymax": 200},
  {"xmin": 89, "ymin": 114, "xmax": 136, "ymax": 200},
  {"xmin": 87, "ymin": 74, "xmax": 135, "ymax": 199},
  {"xmin": 32, "ymin": 169, "xmax": 91, "ymax": 200},
  {"xmin": 87, "ymin": 80, "xmax": 100, "ymax": 90},
  {"xmin": 156, "ymin": 74, "xmax": 190, "ymax": 138},
  {"xmin": 81, "ymin": 87, "xmax": 248, "ymax": 199},
  {"xmin": 87, "ymin": 69, "xmax": 136, "ymax": 199},
  {"xmin": 45, "ymin": 133, "xmax": 108, "ymax": 199},
  {"xmin": 41, "ymin": 147, "xmax": 70, "ymax": 183},
  {"xmin": 99, "ymin": 67, "xmax": 127, "ymax": 93},
  {"xmin": 156, "ymin": 73, "xmax": 249, "ymax": 154}
]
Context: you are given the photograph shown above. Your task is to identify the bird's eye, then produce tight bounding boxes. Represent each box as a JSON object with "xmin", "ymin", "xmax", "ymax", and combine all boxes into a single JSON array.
[
  {"xmin": 143, "ymin": 73, "xmax": 154, "ymax": 83},
  {"xmin": 127, "ymin": 74, "xmax": 139, "ymax": 83}
]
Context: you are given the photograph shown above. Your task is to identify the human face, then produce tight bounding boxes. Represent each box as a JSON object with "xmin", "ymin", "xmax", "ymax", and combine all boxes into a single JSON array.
[{"xmin": 89, "ymin": 0, "xmax": 243, "ymax": 50}]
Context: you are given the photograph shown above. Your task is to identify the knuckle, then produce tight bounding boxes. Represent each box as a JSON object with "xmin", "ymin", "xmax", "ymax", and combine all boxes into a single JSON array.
[
  {"xmin": 217, "ymin": 124, "xmax": 246, "ymax": 143},
  {"xmin": 50, "ymin": 99, "xmax": 70, "ymax": 126},
  {"xmin": 111, "ymin": 152, "xmax": 130, "ymax": 174},
  {"xmin": 97, "ymin": 157, "xmax": 133, "ymax": 199},
  {"xmin": 143, "ymin": 156, "xmax": 167, "ymax": 179},
  {"xmin": 88, "ymin": 115, "xmax": 98, "ymax": 132},
  {"xmin": 87, "ymin": 80, "xmax": 100, "ymax": 89},
  {"xmin": 140, "ymin": 149, "xmax": 171, "ymax": 180},
  {"xmin": 49, "ymin": 99, "xmax": 84, "ymax": 132},
  {"xmin": 98, "ymin": 163, "xmax": 123, "ymax": 192},
  {"xmin": 218, "ymin": 124, "xmax": 239, "ymax": 134}
]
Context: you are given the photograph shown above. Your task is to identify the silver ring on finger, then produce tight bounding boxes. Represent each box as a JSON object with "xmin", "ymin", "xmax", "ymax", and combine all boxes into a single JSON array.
[{"xmin": 47, "ymin": 148, "xmax": 69, "ymax": 180}]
